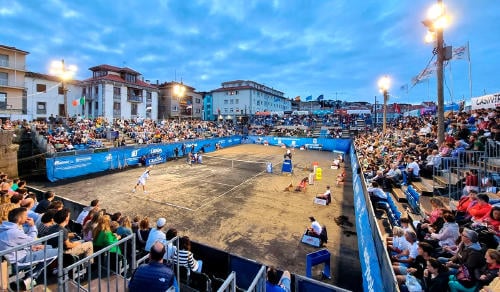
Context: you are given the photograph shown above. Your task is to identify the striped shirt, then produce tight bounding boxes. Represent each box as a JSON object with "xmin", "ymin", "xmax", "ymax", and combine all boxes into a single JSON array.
[{"xmin": 173, "ymin": 249, "xmax": 199, "ymax": 272}]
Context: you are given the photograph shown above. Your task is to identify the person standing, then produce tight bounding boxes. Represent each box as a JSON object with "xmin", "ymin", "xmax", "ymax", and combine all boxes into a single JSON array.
[
  {"xmin": 129, "ymin": 241, "xmax": 177, "ymax": 292},
  {"xmin": 132, "ymin": 167, "xmax": 151, "ymax": 193}
]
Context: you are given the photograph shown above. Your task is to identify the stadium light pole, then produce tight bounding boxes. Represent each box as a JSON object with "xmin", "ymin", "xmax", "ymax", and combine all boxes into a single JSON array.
[
  {"xmin": 50, "ymin": 59, "xmax": 77, "ymax": 117},
  {"xmin": 378, "ymin": 76, "xmax": 390, "ymax": 135},
  {"xmin": 173, "ymin": 82, "xmax": 186, "ymax": 123},
  {"xmin": 422, "ymin": 0, "xmax": 449, "ymax": 145}
]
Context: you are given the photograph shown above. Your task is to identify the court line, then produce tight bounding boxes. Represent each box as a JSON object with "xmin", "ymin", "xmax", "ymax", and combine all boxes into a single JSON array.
[
  {"xmin": 130, "ymin": 193, "xmax": 195, "ymax": 211},
  {"xmin": 194, "ymin": 159, "xmax": 284, "ymax": 211}
]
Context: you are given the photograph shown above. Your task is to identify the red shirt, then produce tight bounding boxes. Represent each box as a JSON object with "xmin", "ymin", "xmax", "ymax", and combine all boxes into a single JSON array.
[{"xmin": 468, "ymin": 203, "xmax": 493, "ymax": 221}]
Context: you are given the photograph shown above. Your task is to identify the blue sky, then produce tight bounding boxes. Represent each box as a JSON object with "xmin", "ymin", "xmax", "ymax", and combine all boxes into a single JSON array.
[{"xmin": 1, "ymin": 0, "xmax": 499, "ymax": 104}]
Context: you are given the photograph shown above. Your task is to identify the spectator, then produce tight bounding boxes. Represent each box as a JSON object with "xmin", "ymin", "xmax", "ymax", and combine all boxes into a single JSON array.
[
  {"xmin": 37, "ymin": 209, "xmax": 57, "ymax": 238},
  {"xmin": 306, "ymin": 216, "xmax": 322, "ymax": 237},
  {"xmin": 422, "ymin": 258, "xmax": 449, "ymax": 292},
  {"xmin": 163, "ymin": 228, "xmax": 178, "ymax": 263},
  {"xmin": 34, "ymin": 191, "xmax": 55, "ymax": 214},
  {"xmin": 315, "ymin": 186, "xmax": 331, "ymax": 204},
  {"xmin": 145, "ymin": 217, "xmax": 167, "ymax": 252},
  {"xmin": 0, "ymin": 207, "xmax": 58, "ymax": 276},
  {"xmin": 173, "ymin": 236, "xmax": 202, "ymax": 273},
  {"xmin": 266, "ymin": 266, "xmax": 291, "ymax": 292},
  {"xmin": 468, "ymin": 194, "xmax": 493, "ymax": 222},
  {"xmin": 392, "ymin": 230, "xmax": 419, "ymax": 276},
  {"xmin": 128, "ymin": 241, "xmax": 177, "ymax": 292},
  {"xmin": 46, "ymin": 208, "xmax": 94, "ymax": 261},
  {"xmin": 76, "ymin": 199, "xmax": 99, "ymax": 225},
  {"xmin": 444, "ymin": 228, "xmax": 485, "ymax": 286},
  {"xmin": 93, "ymin": 215, "xmax": 121, "ymax": 255},
  {"xmin": 136, "ymin": 216, "xmax": 151, "ymax": 251},
  {"xmin": 367, "ymin": 181, "xmax": 388, "ymax": 203}
]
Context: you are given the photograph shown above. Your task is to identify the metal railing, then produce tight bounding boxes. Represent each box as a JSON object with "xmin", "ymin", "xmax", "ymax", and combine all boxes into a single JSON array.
[
  {"xmin": 60, "ymin": 233, "xmax": 135, "ymax": 292},
  {"xmin": 0, "ymin": 232, "xmax": 63, "ymax": 292},
  {"xmin": 217, "ymin": 271, "xmax": 236, "ymax": 292},
  {"xmin": 246, "ymin": 265, "xmax": 266, "ymax": 292}
]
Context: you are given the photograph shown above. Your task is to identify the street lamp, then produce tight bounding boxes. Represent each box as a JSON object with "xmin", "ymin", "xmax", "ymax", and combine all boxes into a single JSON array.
[
  {"xmin": 173, "ymin": 83, "xmax": 186, "ymax": 123},
  {"xmin": 422, "ymin": 0, "xmax": 450, "ymax": 145},
  {"xmin": 378, "ymin": 76, "xmax": 390, "ymax": 135},
  {"xmin": 50, "ymin": 59, "xmax": 77, "ymax": 118}
]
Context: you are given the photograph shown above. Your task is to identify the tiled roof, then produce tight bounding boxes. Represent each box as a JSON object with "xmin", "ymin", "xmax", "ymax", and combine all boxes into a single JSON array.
[
  {"xmin": 82, "ymin": 74, "xmax": 156, "ymax": 89},
  {"xmin": 25, "ymin": 71, "xmax": 80, "ymax": 85},
  {"xmin": 88, "ymin": 64, "xmax": 140, "ymax": 75},
  {"xmin": 0, "ymin": 44, "xmax": 29, "ymax": 55}
]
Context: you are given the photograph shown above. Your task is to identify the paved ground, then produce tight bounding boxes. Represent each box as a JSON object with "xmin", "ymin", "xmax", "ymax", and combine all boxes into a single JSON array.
[{"xmin": 31, "ymin": 144, "xmax": 362, "ymax": 291}]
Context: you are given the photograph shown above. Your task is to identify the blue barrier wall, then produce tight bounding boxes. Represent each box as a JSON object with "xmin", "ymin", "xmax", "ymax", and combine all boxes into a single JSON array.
[
  {"xmin": 46, "ymin": 136, "xmax": 243, "ymax": 182},
  {"xmin": 246, "ymin": 135, "xmax": 351, "ymax": 153},
  {"xmin": 350, "ymin": 146, "xmax": 385, "ymax": 292}
]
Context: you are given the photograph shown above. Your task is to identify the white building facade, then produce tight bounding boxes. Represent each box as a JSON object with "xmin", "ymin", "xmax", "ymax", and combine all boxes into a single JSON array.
[
  {"xmin": 25, "ymin": 72, "xmax": 83, "ymax": 120},
  {"xmin": 80, "ymin": 65, "xmax": 158, "ymax": 121},
  {"xmin": 211, "ymin": 80, "xmax": 291, "ymax": 119}
]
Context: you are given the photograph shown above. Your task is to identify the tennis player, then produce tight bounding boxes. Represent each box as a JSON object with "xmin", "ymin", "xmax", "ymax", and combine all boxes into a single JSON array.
[{"xmin": 132, "ymin": 167, "xmax": 151, "ymax": 193}]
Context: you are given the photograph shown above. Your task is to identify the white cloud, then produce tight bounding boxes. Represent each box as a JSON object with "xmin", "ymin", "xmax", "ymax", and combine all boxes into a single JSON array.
[
  {"xmin": 138, "ymin": 54, "xmax": 164, "ymax": 63},
  {"xmin": 62, "ymin": 10, "xmax": 79, "ymax": 18},
  {"xmin": 200, "ymin": 74, "xmax": 209, "ymax": 80}
]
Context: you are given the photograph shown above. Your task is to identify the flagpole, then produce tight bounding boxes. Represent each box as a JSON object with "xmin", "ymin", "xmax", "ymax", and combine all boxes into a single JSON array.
[
  {"xmin": 467, "ymin": 41, "xmax": 472, "ymax": 100},
  {"xmin": 449, "ymin": 60, "xmax": 454, "ymax": 108}
]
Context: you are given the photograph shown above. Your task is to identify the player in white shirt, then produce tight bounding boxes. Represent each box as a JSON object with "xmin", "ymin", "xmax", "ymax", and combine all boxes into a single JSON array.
[{"xmin": 132, "ymin": 167, "xmax": 151, "ymax": 193}]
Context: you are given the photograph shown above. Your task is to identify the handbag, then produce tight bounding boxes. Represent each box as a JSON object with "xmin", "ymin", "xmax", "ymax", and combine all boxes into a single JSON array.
[
  {"xmin": 406, "ymin": 274, "xmax": 423, "ymax": 292},
  {"xmin": 456, "ymin": 264, "xmax": 472, "ymax": 282}
]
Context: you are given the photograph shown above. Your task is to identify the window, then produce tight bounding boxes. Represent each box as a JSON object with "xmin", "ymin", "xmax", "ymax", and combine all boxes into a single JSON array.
[
  {"xmin": 224, "ymin": 108, "xmax": 228, "ymax": 113},
  {"xmin": 82, "ymin": 88, "xmax": 87, "ymax": 96},
  {"xmin": 131, "ymin": 103, "xmax": 138, "ymax": 115},
  {"xmin": 230, "ymin": 99, "xmax": 233, "ymax": 104},
  {"xmin": 36, "ymin": 84, "xmax": 47, "ymax": 92},
  {"xmin": 224, "ymin": 100, "xmax": 228, "ymax": 104},
  {"xmin": 172, "ymin": 105, "xmax": 178, "ymax": 112},
  {"xmin": 0, "ymin": 72, "xmax": 7, "ymax": 86},
  {"xmin": 36, "ymin": 102, "xmax": 46, "ymax": 114},
  {"xmin": 95, "ymin": 86, "xmax": 98, "ymax": 95},
  {"xmin": 113, "ymin": 87, "xmax": 121, "ymax": 96},
  {"xmin": 146, "ymin": 92, "xmax": 152, "ymax": 101},
  {"xmin": 195, "ymin": 109, "xmax": 201, "ymax": 113},
  {"xmin": 235, "ymin": 99, "xmax": 239, "ymax": 104},
  {"xmin": 195, "ymin": 98, "xmax": 201, "ymax": 104},
  {"xmin": 230, "ymin": 108, "xmax": 234, "ymax": 113},
  {"xmin": 58, "ymin": 87, "xmax": 64, "ymax": 95},
  {"xmin": 0, "ymin": 54, "xmax": 8, "ymax": 67},
  {"xmin": 113, "ymin": 102, "xmax": 121, "ymax": 110}
]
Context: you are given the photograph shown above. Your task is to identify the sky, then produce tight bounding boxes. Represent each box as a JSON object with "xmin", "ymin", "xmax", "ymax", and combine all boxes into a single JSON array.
[{"xmin": 1, "ymin": 0, "xmax": 499, "ymax": 105}]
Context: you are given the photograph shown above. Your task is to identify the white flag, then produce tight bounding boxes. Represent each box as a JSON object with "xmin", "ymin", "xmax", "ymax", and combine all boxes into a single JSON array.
[{"xmin": 452, "ymin": 43, "xmax": 469, "ymax": 60}]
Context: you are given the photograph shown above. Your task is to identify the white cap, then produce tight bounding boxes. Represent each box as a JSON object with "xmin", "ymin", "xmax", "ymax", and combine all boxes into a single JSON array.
[{"xmin": 157, "ymin": 218, "xmax": 166, "ymax": 228}]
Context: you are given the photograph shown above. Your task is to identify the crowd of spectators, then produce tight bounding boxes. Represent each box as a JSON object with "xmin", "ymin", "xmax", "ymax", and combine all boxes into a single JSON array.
[{"xmin": 355, "ymin": 107, "xmax": 500, "ymax": 291}]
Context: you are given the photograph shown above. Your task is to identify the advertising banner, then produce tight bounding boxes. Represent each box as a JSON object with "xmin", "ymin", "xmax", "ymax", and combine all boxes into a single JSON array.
[
  {"xmin": 246, "ymin": 136, "xmax": 351, "ymax": 153},
  {"xmin": 471, "ymin": 93, "xmax": 500, "ymax": 110},
  {"xmin": 46, "ymin": 136, "xmax": 242, "ymax": 182}
]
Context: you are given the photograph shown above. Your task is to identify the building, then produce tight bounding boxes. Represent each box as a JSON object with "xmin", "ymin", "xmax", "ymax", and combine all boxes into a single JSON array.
[
  {"xmin": 25, "ymin": 72, "xmax": 82, "ymax": 120},
  {"xmin": 80, "ymin": 65, "xmax": 158, "ymax": 121},
  {"xmin": 211, "ymin": 80, "xmax": 291, "ymax": 120},
  {"xmin": 157, "ymin": 81, "xmax": 203, "ymax": 120},
  {"xmin": 0, "ymin": 45, "xmax": 29, "ymax": 119}
]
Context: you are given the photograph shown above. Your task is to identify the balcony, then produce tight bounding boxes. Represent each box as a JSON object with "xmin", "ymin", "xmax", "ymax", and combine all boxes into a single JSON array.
[
  {"xmin": 113, "ymin": 94, "xmax": 121, "ymax": 100},
  {"xmin": 0, "ymin": 79, "xmax": 25, "ymax": 88},
  {"xmin": 127, "ymin": 95, "xmax": 143, "ymax": 103},
  {"xmin": 0, "ymin": 60, "xmax": 27, "ymax": 71}
]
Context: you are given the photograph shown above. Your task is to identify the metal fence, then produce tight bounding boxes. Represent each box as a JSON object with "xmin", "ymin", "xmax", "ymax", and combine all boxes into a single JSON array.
[{"xmin": 0, "ymin": 232, "xmax": 63, "ymax": 292}]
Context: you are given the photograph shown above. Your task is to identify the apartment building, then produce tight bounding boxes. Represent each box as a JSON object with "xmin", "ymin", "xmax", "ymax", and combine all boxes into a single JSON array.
[
  {"xmin": 157, "ymin": 81, "xmax": 203, "ymax": 120},
  {"xmin": 211, "ymin": 80, "xmax": 291, "ymax": 120},
  {"xmin": 80, "ymin": 64, "xmax": 159, "ymax": 121},
  {"xmin": 0, "ymin": 45, "xmax": 29, "ymax": 119}
]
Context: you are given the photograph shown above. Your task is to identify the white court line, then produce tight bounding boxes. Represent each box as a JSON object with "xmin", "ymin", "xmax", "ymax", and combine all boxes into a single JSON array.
[
  {"xmin": 130, "ymin": 159, "xmax": 284, "ymax": 212},
  {"xmin": 194, "ymin": 159, "xmax": 284, "ymax": 211},
  {"xmin": 130, "ymin": 193, "xmax": 195, "ymax": 212}
]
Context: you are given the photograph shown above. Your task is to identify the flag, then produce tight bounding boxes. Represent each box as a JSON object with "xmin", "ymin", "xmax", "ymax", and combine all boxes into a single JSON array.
[
  {"xmin": 393, "ymin": 103, "xmax": 401, "ymax": 113},
  {"xmin": 305, "ymin": 95, "xmax": 312, "ymax": 101},
  {"xmin": 452, "ymin": 43, "xmax": 469, "ymax": 60},
  {"xmin": 80, "ymin": 96, "xmax": 85, "ymax": 105},
  {"xmin": 411, "ymin": 67, "xmax": 434, "ymax": 86},
  {"xmin": 316, "ymin": 94, "xmax": 324, "ymax": 101}
]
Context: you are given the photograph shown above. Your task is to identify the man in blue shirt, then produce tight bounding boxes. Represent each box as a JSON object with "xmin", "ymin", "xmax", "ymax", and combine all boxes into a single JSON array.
[
  {"xmin": 266, "ymin": 266, "xmax": 291, "ymax": 292},
  {"xmin": 129, "ymin": 241, "xmax": 177, "ymax": 292}
]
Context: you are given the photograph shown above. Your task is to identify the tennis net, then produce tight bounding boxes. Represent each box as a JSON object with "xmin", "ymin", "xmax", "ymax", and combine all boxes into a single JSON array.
[{"xmin": 202, "ymin": 155, "xmax": 269, "ymax": 173}]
